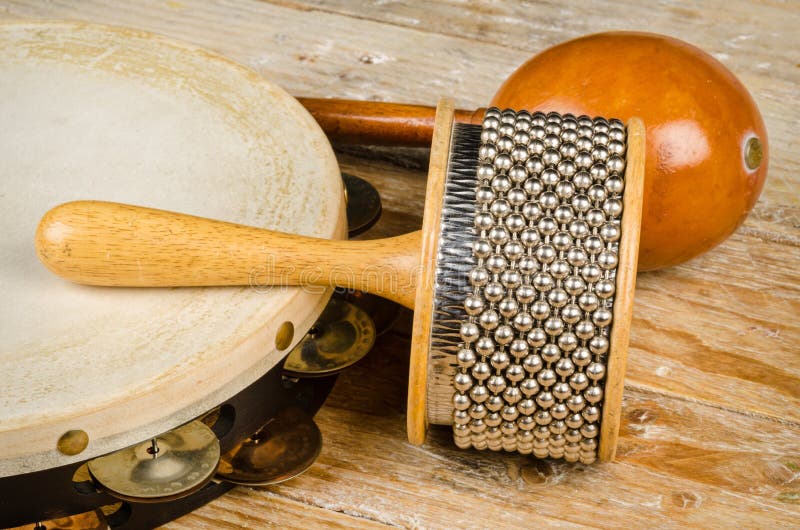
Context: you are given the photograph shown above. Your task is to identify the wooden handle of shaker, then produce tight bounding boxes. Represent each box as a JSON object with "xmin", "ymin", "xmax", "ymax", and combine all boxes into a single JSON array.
[
  {"xmin": 298, "ymin": 98, "xmax": 484, "ymax": 146},
  {"xmin": 35, "ymin": 201, "xmax": 421, "ymax": 309}
]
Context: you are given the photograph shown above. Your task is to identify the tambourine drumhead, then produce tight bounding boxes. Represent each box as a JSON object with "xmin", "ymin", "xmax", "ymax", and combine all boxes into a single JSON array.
[{"xmin": 0, "ymin": 22, "xmax": 345, "ymax": 477}]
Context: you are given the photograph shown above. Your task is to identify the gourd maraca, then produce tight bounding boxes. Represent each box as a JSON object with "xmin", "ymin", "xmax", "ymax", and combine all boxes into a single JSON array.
[{"xmin": 300, "ymin": 32, "xmax": 768, "ymax": 271}]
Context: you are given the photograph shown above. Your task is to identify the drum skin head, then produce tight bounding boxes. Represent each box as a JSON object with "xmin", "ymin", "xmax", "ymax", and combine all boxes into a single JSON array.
[{"xmin": 0, "ymin": 22, "xmax": 346, "ymax": 477}]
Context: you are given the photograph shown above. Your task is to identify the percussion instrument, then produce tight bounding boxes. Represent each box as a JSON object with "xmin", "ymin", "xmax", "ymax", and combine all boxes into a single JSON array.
[
  {"xmin": 299, "ymin": 31, "xmax": 769, "ymax": 271},
  {"xmin": 0, "ymin": 21, "xmax": 362, "ymax": 527},
  {"xmin": 36, "ymin": 99, "xmax": 646, "ymax": 465}
]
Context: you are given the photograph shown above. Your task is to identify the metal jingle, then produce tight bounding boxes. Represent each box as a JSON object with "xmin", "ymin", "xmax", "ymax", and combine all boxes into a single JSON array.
[
  {"xmin": 343, "ymin": 172, "xmax": 382, "ymax": 237},
  {"xmin": 216, "ymin": 407, "xmax": 322, "ymax": 486},
  {"xmin": 87, "ymin": 420, "xmax": 220, "ymax": 504},
  {"xmin": 282, "ymin": 298, "xmax": 376, "ymax": 378},
  {"xmin": 339, "ymin": 289, "xmax": 400, "ymax": 336}
]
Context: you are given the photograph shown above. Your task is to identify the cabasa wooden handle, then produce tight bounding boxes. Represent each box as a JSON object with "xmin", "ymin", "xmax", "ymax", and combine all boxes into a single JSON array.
[{"xmin": 35, "ymin": 200, "xmax": 421, "ymax": 309}]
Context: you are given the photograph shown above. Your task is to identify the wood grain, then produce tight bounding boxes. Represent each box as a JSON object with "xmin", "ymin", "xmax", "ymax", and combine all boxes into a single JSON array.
[
  {"xmin": 1, "ymin": 0, "xmax": 797, "ymax": 528},
  {"xmin": 407, "ymin": 98, "xmax": 454, "ymax": 445},
  {"xmin": 298, "ymin": 97, "xmax": 484, "ymax": 146},
  {"xmin": 36, "ymin": 200, "xmax": 420, "ymax": 309},
  {"xmin": 599, "ymin": 117, "xmax": 645, "ymax": 462}
]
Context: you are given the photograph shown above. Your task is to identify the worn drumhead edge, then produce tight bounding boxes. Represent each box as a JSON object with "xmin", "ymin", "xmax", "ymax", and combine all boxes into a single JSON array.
[
  {"xmin": 407, "ymin": 98, "xmax": 455, "ymax": 445},
  {"xmin": 0, "ymin": 22, "xmax": 346, "ymax": 476},
  {"xmin": 597, "ymin": 118, "xmax": 645, "ymax": 462}
]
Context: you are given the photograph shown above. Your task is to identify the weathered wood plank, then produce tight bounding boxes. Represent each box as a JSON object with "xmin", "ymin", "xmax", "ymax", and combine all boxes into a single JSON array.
[{"xmin": 1, "ymin": 1, "xmax": 797, "ymax": 527}]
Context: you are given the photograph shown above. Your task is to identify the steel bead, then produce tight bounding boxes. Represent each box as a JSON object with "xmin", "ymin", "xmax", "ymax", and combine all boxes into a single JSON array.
[
  {"xmin": 566, "ymin": 413, "xmax": 584, "ymax": 430},
  {"xmin": 550, "ymin": 404, "xmax": 569, "ymax": 422},
  {"xmin": 518, "ymin": 398, "xmax": 537, "ymax": 416},
  {"xmin": 551, "ymin": 232, "xmax": 573, "ymax": 252},
  {"xmin": 503, "ymin": 386, "xmax": 522, "ymax": 404},
  {"xmin": 567, "ymin": 394, "xmax": 586, "ymax": 412},
  {"xmin": 490, "ymin": 350, "xmax": 511, "ymax": 371},
  {"xmin": 457, "ymin": 347, "xmax": 477, "ymax": 367},
  {"xmin": 536, "ymin": 368, "xmax": 557, "ymax": 387},
  {"xmin": 498, "ymin": 123, "xmax": 515, "ymax": 137},
  {"xmin": 501, "ymin": 405, "xmax": 520, "ymax": 422},
  {"xmin": 497, "ymin": 136, "xmax": 514, "ymax": 153},
  {"xmin": 555, "ymin": 358, "xmax": 576, "ymax": 378},
  {"xmin": 526, "ymin": 328, "xmax": 547, "ymax": 347},
  {"xmin": 605, "ymin": 175, "xmax": 625, "ymax": 194},
  {"xmin": 543, "ymin": 317, "xmax": 564, "ymax": 336},
  {"xmin": 564, "ymin": 275, "xmax": 587, "ymax": 296},
  {"xmin": 566, "ymin": 430, "xmax": 582, "ymax": 444},
  {"xmin": 483, "ymin": 281, "xmax": 505, "ymax": 302},
  {"xmin": 520, "ymin": 377, "xmax": 540, "ymax": 396},
  {"xmin": 469, "ymin": 385, "xmax": 490, "ymax": 404},
  {"xmin": 470, "ymin": 419, "xmax": 487, "ymax": 434},
  {"xmin": 593, "ymin": 308, "xmax": 613, "ymax": 327},
  {"xmin": 603, "ymin": 198, "xmax": 623, "ymax": 218},
  {"xmin": 486, "ymin": 395, "xmax": 504, "ymax": 412},
  {"xmin": 584, "ymin": 235, "xmax": 604, "ymax": 255},
  {"xmin": 580, "ymin": 423, "xmax": 599, "ymax": 439},
  {"xmin": 547, "ymin": 287, "xmax": 570, "ymax": 308},
  {"xmin": 581, "ymin": 263, "xmax": 602, "ymax": 283},
  {"xmin": 485, "ymin": 412, "xmax": 502, "ymax": 428},
  {"xmin": 475, "ymin": 336, "xmax": 495, "ymax": 356},
  {"xmin": 459, "ymin": 323, "xmax": 479, "ymax": 343},
  {"xmin": 472, "ymin": 362, "xmax": 492, "ymax": 381},
  {"xmin": 600, "ymin": 222, "xmax": 621, "ymax": 242},
  {"xmin": 469, "ymin": 266, "xmax": 490, "ymax": 287},
  {"xmin": 469, "ymin": 403, "xmax": 488, "ymax": 420},
  {"xmin": 588, "ymin": 323, "xmax": 611, "ymax": 346},
  {"xmin": 454, "ymin": 409, "xmax": 471, "ymax": 425},
  {"xmin": 472, "ymin": 237, "xmax": 492, "ymax": 258},
  {"xmin": 571, "ymin": 194, "xmax": 591, "ymax": 213},
  {"xmin": 549, "ymin": 421, "xmax": 567, "ymax": 436},
  {"xmin": 578, "ymin": 292, "xmax": 600, "ymax": 312},
  {"xmin": 552, "ymin": 382, "xmax": 572, "ymax": 401},
  {"xmin": 506, "ymin": 364, "xmax": 525, "ymax": 383},
  {"xmin": 582, "ymin": 406, "xmax": 601, "ymax": 423},
  {"xmin": 575, "ymin": 320, "xmax": 596, "ymax": 340},
  {"xmin": 454, "ymin": 372, "xmax": 473, "ymax": 392},
  {"xmin": 509, "ymin": 338, "xmax": 529, "ymax": 359},
  {"xmin": 535, "ymin": 391, "xmax": 555, "ymax": 409},
  {"xmin": 478, "ymin": 309, "xmax": 500, "ymax": 330},
  {"xmin": 533, "ymin": 271, "xmax": 555, "ymax": 292},
  {"xmin": 533, "ymin": 425, "xmax": 550, "ymax": 440},
  {"xmin": 569, "ymin": 372, "xmax": 589, "ymax": 391},
  {"xmin": 480, "ymin": 127, "xmax": 500, "ymax": 144},
  {"xmin": 560, "ymin": 303, "xmax": 582, "ymax": 324},
  {"xmin": 487, "ymin": 375, "xmax": 507, "ymax": 394},
  {"xmin": 512, "ymin": 312, "xmax": 534, "ymax": 332},
  {"xmin": 586, "ymin": 362, "xmax": 606, "ymax": 381},
  {"xmin": 479, "ymin": 143, "xmax": 498, "ymax": 161},
  {"xmin": 595, "ymin": 279, "xmax": 615, "ymax": 299},
  {"xmin": 497, "ymin": 294, "xmax": 519, "ymax": 316},
  {"xmin": 572, "ymin": 347, "xmax": 591, "ymax": 367},
  {"xmin": 534, "ymin": 410, "xmax": 552, "ymax": 426},
  {"xmin": 567, "ymin": 246, "xmax": 588, "ymax": 266},
  {"xmin": 453, "ymin": 393, "xmax": 470, "ymax": 411},
  {"xmin": 584, "ymin": 385, "xmax": 604, "ymax": 404},
  {"xmin": 501, "ymin": 421, "xmax": 518, "ymax": 436}
]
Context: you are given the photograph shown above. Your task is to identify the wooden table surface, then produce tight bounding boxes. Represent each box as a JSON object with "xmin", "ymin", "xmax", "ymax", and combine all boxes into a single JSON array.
[{"xmin": 3, "ymin": 1, "xmax": 798, "ymax": 528}]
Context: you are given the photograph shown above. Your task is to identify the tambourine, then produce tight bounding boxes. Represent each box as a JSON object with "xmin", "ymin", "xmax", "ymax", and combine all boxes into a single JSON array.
[{"xmin": 0, "ymin": 22, "xmax": 366, "ymax": 528}]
